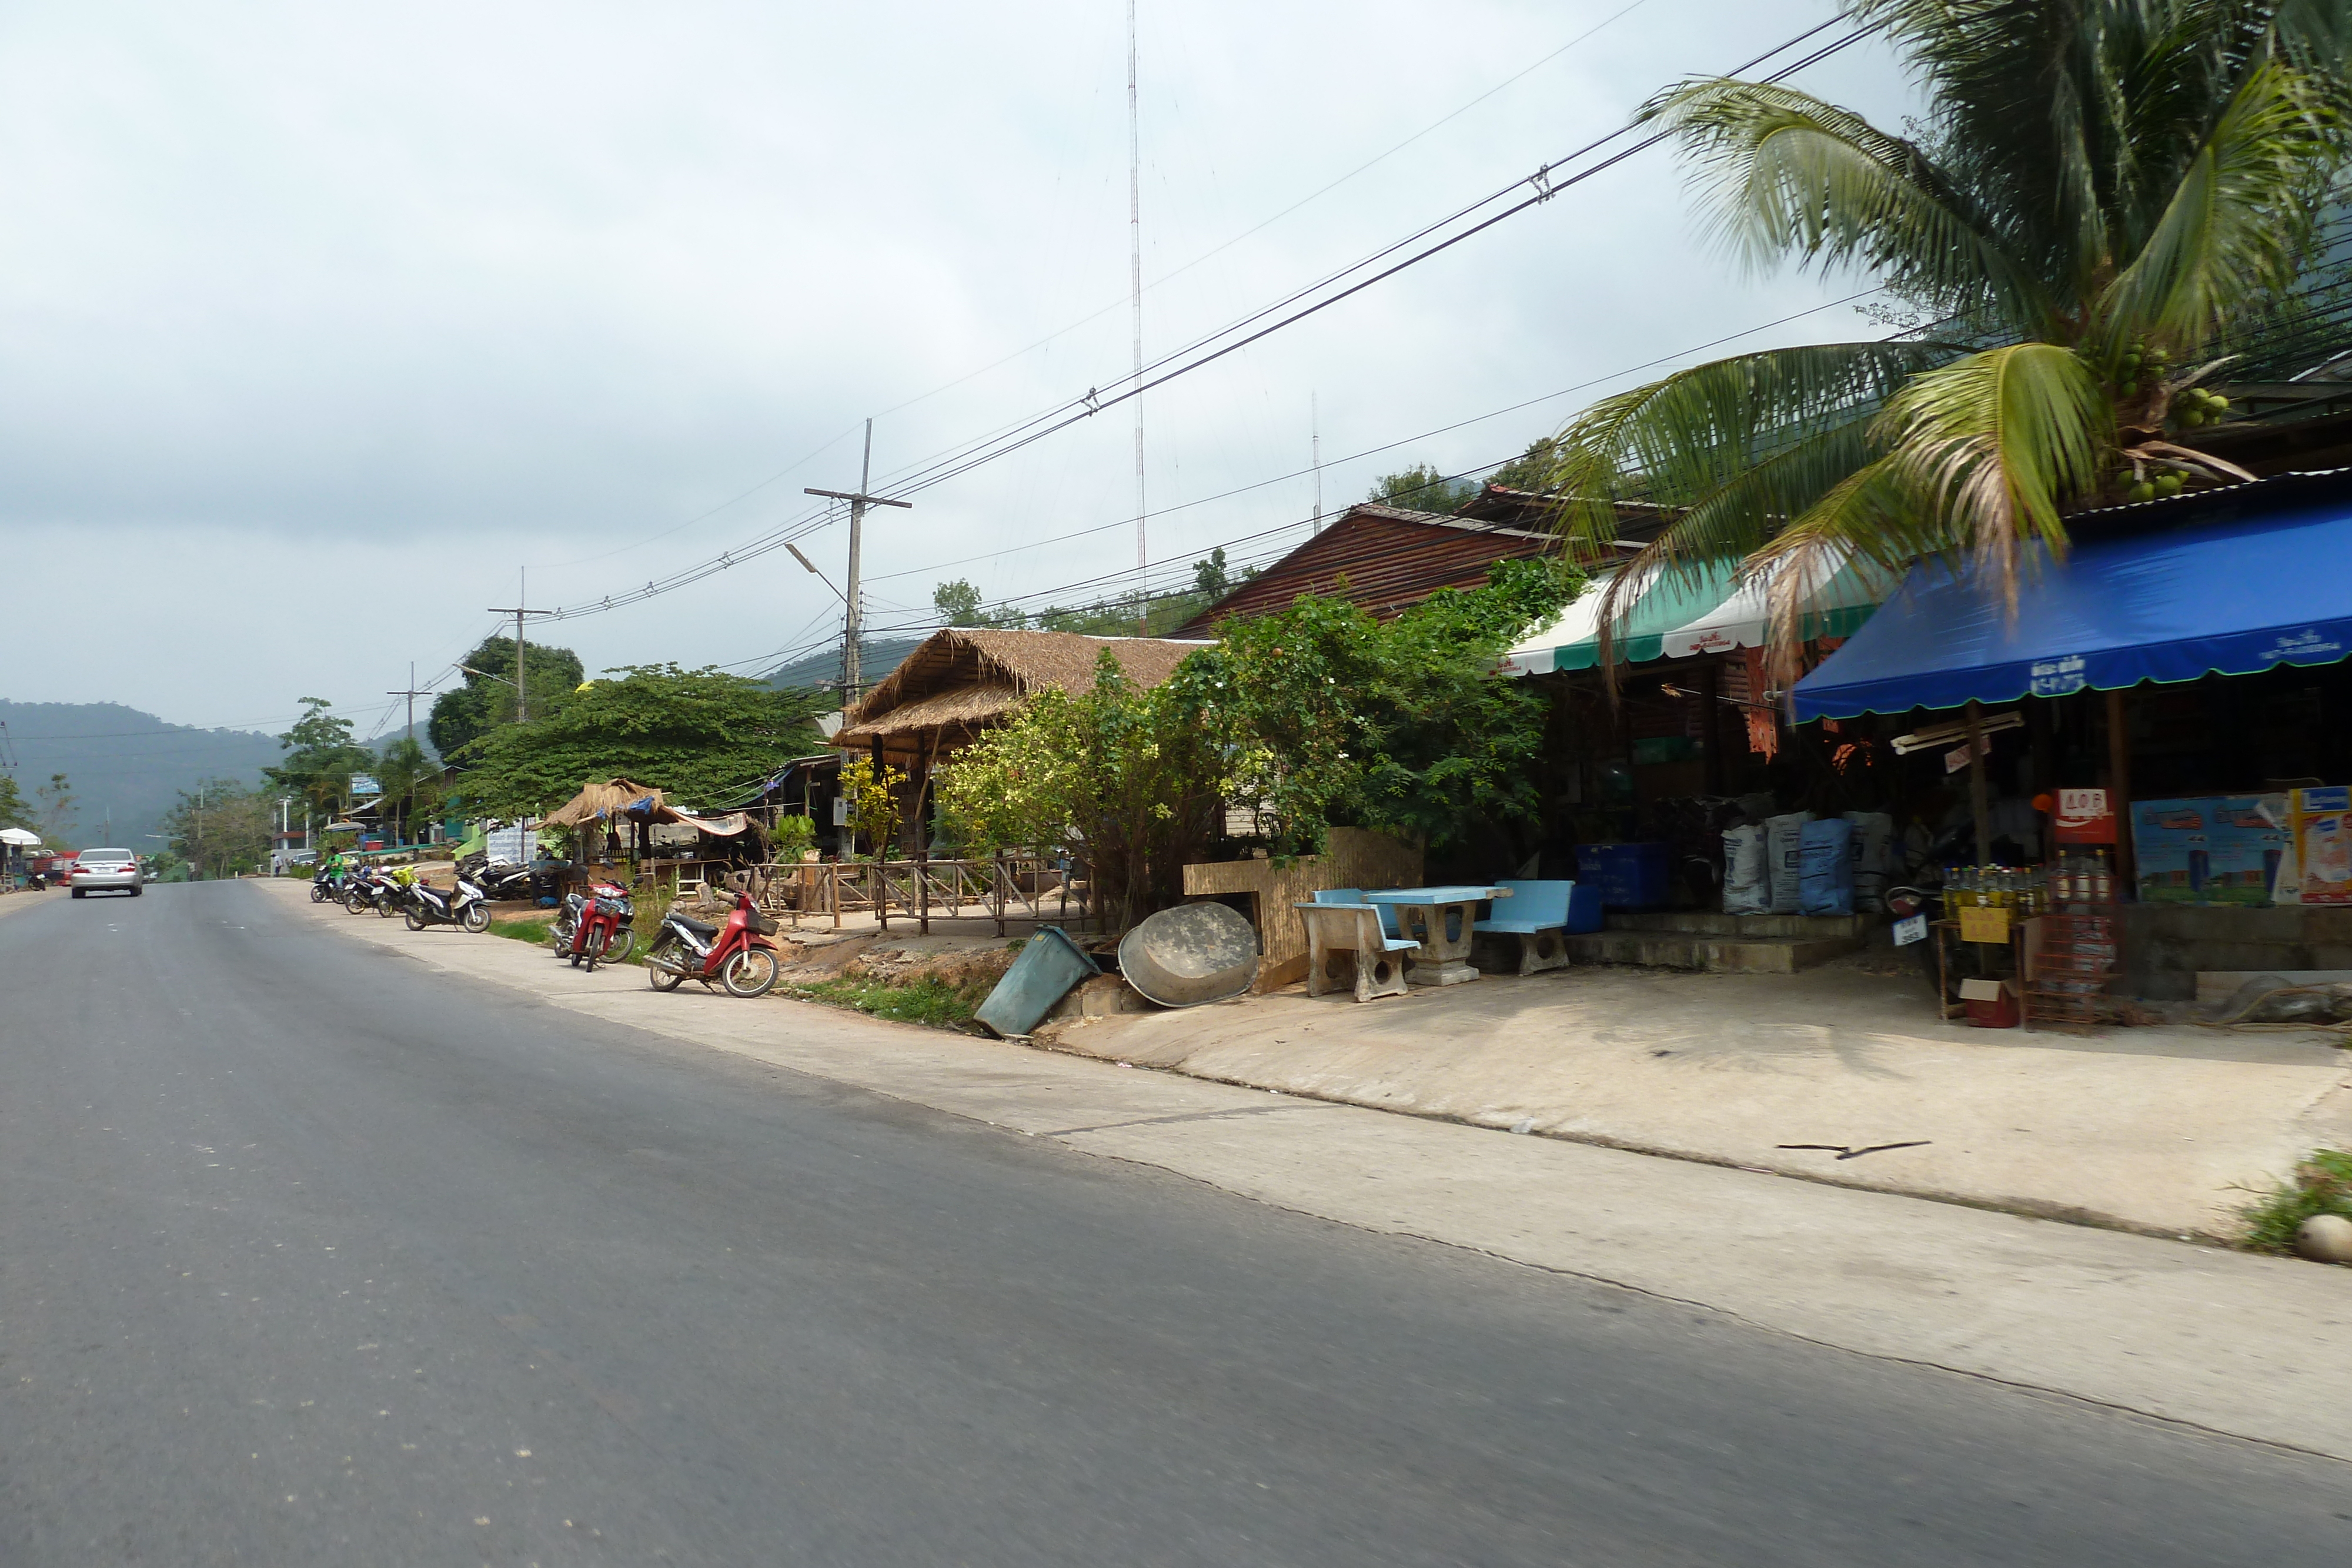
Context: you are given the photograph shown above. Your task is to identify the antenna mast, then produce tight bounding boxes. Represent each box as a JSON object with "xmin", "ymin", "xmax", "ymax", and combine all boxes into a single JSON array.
[{"xmin": 1127, "ymin": 0, "xmax": 1147, "ymax": 631}]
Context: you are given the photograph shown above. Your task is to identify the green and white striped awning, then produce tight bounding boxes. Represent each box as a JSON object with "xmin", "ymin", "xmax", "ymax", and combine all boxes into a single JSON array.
[{"xmin": 1498, "ymin": 554, "xmax": 1890, "ymax": 677}]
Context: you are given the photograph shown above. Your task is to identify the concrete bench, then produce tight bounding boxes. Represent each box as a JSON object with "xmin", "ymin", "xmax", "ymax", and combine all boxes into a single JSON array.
[
  {"xmin": 1472, "ymin": 879, "xmax": 1597, "ymax": 975},
  {"xmin": 1298, "ymin": 890, "xmax": 1420, "ymax": 1002}
]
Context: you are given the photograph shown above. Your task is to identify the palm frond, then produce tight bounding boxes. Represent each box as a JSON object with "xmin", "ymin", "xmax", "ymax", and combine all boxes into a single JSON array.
[
  {"xmin": 1639, "ymin": 76, "xmax": 2044, "ymax": 327},
  {"xmin": 2099, "ymin": 57, "xmax": 2349, "ymax": 352},
  {"xmin": 1541, "ymin": 340, "xmax": 1952, "ymax": 558},
  {"xmin": 1873, "ymin": 340, "xmax": 2110, "ymax": 610},
  {"xmin": 1746, "ymin": 456, "xmax": 1925, "ymax": 693}
]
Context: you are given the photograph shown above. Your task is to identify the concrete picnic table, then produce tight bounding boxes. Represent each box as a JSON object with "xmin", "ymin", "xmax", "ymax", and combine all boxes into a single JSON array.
[{"xmin": 1362, "ymin": 885, "xmax": 1510, "ymax": 986}]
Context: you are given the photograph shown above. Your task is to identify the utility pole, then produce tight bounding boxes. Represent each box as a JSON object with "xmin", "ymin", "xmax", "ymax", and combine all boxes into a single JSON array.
[
  {"xmin": 487, "ymin": 569, "xmax": 555, "ymax": 724},
  {"xmin": 387, "ymin": 661, "xmax": 429, "ymax": 744},
  {"xmin": 1127, "ymin": 0, "xmax": 1147, "ymax": 631},
  {"xmin": 806, "ymin": 419, "xmax": 911, "ymax": 701}
]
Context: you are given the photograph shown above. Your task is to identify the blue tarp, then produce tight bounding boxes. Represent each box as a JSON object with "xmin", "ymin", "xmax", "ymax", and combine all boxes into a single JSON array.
[{"xmin": 1791, "ymin": 493, "xmax": 2352, "ymax": 721}]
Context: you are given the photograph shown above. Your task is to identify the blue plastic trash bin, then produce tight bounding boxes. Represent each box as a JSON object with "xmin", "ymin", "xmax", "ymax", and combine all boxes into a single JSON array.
[
  {"xmin": 1572, "ymin": 842, "xmax": 1672, "ymax": 910},
  {"xmin": 973, "ymin": 927, "xmax": 1100, "ymax": 1038}
]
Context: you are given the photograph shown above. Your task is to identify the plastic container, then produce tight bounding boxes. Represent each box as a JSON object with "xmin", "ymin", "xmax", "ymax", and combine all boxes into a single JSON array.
[
  {"xmin": 973, "ymin": 927, "xmax": 1099, "ymax": 1038},
  {"xmin": 1573, "ymin": 842, "xmax": 1672, "ymax": 910}
]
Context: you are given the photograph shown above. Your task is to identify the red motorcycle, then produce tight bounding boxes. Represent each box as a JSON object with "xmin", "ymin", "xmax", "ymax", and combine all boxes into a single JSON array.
[
  {"xmin": 551, "ymin": 880, "xmax": 635, "ymax": 971},
  {"xmin": 644, "ymin": 891, "xmax": 782, "ymax": 997}
]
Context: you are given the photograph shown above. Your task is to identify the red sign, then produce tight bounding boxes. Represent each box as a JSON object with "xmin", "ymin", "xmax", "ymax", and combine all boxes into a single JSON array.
[{"xmin": 2053, "ymin": 787, "xmax": 2116, "ymax": 844}]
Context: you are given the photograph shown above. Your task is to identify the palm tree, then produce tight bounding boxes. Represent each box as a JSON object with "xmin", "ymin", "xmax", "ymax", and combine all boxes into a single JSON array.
[{"xmin": 1544, "ymin": 0, "xmax": 2352, "ymax": 682}]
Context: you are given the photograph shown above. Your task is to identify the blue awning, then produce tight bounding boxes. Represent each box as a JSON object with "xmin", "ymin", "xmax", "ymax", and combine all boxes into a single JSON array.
[{"xmin": 1791, "ymin": 486, "xmax": 2352, "ymax": 721}]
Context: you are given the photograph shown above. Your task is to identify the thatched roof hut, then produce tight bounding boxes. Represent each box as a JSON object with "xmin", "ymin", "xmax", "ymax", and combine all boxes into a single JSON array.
[
  {"xmin": 833, "ymin": 628, "xmax": 1212, "ymax": 765},
  {"xmin": 540, "ymin": 777, "xmax": 689, "ymax": 828}
]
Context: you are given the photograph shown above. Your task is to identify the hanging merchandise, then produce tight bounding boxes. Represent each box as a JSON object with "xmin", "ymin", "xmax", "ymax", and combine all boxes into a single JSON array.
[{"xmin": 1740, "ymin": 647, "xmax": 1779, "ymax": 759}]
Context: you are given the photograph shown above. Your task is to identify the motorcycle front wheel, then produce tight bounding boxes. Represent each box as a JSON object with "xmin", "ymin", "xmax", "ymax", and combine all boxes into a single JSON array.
[
  {"xmin": 604, "ymin": 927, "xmax": 635, "ymax": 963},
  {"xmin": 462, "ymin": 904, "xmax": 491, "ymax": 934},
  {"xmin": 405, "ymin": 907, "xmax": 427, "ymax": 932},
  {"xmin": 310, "ymin": 884, "xmax": 328, "ymax": 904},
  {"xmin": 345, "ymin": 891, "xmax": 369, "ymax": 915},
  {"xmin": 721, "ymin": 947, "xmax": 779, "ymax": 998}
]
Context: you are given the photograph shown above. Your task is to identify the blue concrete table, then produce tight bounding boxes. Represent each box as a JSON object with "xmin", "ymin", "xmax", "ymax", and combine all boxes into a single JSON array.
[{"xmin": 1363, "ymin": 885, "xmax": 1510, "ymax": 986}]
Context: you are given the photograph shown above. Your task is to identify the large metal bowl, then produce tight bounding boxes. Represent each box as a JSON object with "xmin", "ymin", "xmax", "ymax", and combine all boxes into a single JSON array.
[{"xmin": 1117, "ymin": 901, "xmax": 1259, "ymax": 1008}]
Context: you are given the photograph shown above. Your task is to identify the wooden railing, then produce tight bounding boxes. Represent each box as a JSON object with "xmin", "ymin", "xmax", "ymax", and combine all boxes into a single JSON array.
[{"xmin": 719, "ymin": 848, "xmax": 1095, "ymax": 935}]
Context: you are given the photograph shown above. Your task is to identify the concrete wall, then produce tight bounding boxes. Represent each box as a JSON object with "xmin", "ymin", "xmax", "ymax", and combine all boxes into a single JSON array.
[{"xmin": 2118, "ymin": 904, "xmax": 2352, "ymax": 999}]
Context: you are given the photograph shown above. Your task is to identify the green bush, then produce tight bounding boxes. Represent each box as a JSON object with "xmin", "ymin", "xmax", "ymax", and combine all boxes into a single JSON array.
[{"xmin": 2240, "ymin": 1149, "xmax": 2352, "ymax": 1252}]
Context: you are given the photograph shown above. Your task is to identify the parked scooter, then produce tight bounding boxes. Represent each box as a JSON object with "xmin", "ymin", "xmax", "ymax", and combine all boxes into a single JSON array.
[
  {"xmin": 405, "ymin": 873, "xmax": 493, "ymax": 933},
  {"xmin": 456, "ymin": 852, "xmax": 536, "ymax": 904},
  {"xmin": 550, "ymin": 881, "xmax": 634, "ymax": 970},
  {"xmin": 310, "ymin": 864, "xmax": 342, "ymax": 904},
  {"xmin": 343, "ymin": 865, "xmax": 400, "ymax": 917},
  {"xmin": 644, "ymin": 891, "xmax": 782, "ymax": 998}
]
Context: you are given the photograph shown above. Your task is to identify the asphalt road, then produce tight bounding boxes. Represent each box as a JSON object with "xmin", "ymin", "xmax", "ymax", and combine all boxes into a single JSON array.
[{"xmin": 5, "ymin": 882, "xmax": 2350, "ymax": 1566}]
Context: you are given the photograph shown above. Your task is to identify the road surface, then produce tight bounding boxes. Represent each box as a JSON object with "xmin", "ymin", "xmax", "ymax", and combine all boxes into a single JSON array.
[{"xmin": 4, "ymin": 881, "xmax": 2348, "ymax": 1564}]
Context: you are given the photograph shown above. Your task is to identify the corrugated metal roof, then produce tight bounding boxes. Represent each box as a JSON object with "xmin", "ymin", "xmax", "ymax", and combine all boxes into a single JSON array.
[{"xmin": 1174, "ymin": 503, "xmax": 1555, "ymax": 635}]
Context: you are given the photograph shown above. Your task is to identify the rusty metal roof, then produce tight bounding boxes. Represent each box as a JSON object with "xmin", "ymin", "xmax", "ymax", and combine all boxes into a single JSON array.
[{"xmin": 1173, "ymin": 503, "xmax": 1557, "ymax": 635}]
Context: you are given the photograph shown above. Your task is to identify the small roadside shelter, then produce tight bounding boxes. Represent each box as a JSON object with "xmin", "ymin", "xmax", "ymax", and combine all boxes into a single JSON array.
[{"xmin": 833, "ymin": 628, "xmax": 1212, "ymax": 852}]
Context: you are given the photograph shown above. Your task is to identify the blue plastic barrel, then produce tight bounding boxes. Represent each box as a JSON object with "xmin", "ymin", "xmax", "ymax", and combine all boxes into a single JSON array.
[
  {"xmin": 1572, "ymin": 842, "xmax": 1672, "ymax": 910},
  {"xmin": 973, "ymin": 927, "xmax": 1100, "ymax": 1038}
]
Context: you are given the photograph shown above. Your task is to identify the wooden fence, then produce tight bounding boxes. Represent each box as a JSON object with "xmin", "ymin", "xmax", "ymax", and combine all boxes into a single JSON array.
[{"xmin": 683, "ymin": 848, "xmax": 1095, "ymax": 936}]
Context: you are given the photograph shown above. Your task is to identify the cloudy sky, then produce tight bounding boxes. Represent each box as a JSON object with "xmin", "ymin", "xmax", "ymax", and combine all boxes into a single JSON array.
[{"xmin": 1, "ymin": 1, "xmax": 1915, "ymax": 741}]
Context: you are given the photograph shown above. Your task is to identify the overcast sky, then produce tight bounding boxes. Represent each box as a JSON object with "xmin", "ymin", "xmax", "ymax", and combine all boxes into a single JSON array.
[{"xmin": 1, "ymin": 1, "xmax": 1916, "ymax": 740}]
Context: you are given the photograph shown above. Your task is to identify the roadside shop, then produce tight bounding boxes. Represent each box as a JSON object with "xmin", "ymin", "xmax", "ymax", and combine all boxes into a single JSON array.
[{"xmin": 1788, "ymin": 469, "xmax": 2352, "ymax": 1008}]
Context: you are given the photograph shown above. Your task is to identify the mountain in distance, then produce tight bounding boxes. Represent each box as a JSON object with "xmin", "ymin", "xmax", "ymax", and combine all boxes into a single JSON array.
[
  {"xmin": 0, "ymin": 699, "xmax": 285, "ymax": 847},
  {"xmin": 761, "ymin": 635, "xmax": 924, "ymax": 698}
]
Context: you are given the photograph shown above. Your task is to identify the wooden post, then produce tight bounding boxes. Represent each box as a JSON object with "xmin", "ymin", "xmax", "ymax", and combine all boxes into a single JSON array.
[
  {"xmin": 1966, "ymin": 700, "xmax": 1992, "ymax": 864},
  {"xmin": 1701, "ymin": 658, "xmax": 1725, "ymax": 795},
  {"xmin": 2105, "ymin": 686, "xmax": 2135, "ymax": 898}
]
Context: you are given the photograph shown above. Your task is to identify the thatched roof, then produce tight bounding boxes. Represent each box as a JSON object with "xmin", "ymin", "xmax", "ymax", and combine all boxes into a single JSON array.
[
  {"xmin": 541, "ymin": 777, "xmax": 687, "ymax": 828},
  {"xmin": 834, "ymin": 628, "xmax": 1212, "ymax": 748}
]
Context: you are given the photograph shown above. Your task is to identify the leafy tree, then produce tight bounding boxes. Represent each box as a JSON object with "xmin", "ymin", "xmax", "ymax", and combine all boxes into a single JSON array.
[
  {"xmin": 373, "ymin": 736, "xmax": 442, "ymax": 844},
  {"xmin": 937, "ymin": 651, "xmax": 1230, "ymax": 928},
  {"xmin": 265, "ymin": 698, "xmax": 375, "ymax": 817},
  {"xmin": 429, "ymin": 636, "xmax": 587, "ymax": 762},
  {"xmin": 933, "ymin": 579, "xmax": 988, "ymax": 627},
  {"xmin": 162, "ymin": 778, "xmax": 275, "ymax": 878},
  {"xmin": 1202, "ymin": 557, "xmax": 1582, "ymax": 855},
  {"xmin": 1542, "ymin": 0, "xmax": 2352, "ymax": 674},
  {"xmin": 938, "ymin": 561, "xmax": 1578, "ymax": 924},
  {"xmin": 1485, "ymin": 436, "xmax": 1563, "ymax": 493},
  {"xmin": 1367, "ymin": 464, "xmax": 1476, "ymax": 514},
  {"xmin": 457, "ymin": 664, "xmax": 827, "ymax": 819},
  {"xmin": 35, "ymin": 773, "xmax": 77, "ymax": 846},
  {"xmin": 0, "ymin": 771, "xmax": 31, "ymax": 831},
  {"xmin": 838, "ymin": 757, "xmax": 907, "ymax": 858}
]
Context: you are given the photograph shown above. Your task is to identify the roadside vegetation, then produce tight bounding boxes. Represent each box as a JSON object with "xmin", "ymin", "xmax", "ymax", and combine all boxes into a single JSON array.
[
  {"xmin": 2240, "ymin": 1149, "xmax": 2352, "ymax": 1252},
  {"xmin": 786, "ymin": 974, "xmax": 988, "ymax": 1029}
]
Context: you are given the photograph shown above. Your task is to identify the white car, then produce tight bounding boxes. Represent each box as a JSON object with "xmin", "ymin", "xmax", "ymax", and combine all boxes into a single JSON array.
[{"xmin": 71, "ymin": 847, "xmax": 143, "ymax": 898}]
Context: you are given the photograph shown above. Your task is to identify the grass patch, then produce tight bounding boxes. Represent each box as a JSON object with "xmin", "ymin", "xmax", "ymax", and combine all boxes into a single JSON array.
[
  {"xmin": 490, "ymin": 914, "xmax": 554, "ymax": 945},
  {"xmin": 2239, "ymin": 1148, "xmax": 2352, "ymax": 1252},
  {"xmin": 789, "ymin": 974, "xmax": 988, "ymax": 1029}
]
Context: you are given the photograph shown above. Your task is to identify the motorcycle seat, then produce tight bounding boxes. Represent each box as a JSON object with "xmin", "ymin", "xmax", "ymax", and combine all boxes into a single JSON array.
[{"xmin": 670, "ymin": 914, "xmax": 720, "ymax": 939}]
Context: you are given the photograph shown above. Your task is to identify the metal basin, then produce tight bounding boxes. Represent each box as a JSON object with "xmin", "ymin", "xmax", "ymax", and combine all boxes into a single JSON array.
[{"xmin": 1117, "ymin": 901, "xmax": 1259, "ymax": 1008}]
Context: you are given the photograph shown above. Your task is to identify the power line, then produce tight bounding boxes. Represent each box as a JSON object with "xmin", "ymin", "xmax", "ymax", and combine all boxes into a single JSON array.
[{"xmin": 516, "ymin": 19, "xmax": 1873, "ymax": 626}]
